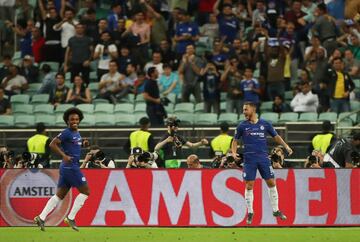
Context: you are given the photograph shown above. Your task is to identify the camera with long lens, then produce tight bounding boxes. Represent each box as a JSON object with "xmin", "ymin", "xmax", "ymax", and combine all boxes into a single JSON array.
[
  {"xmin": 160, "ymin": 97, "xmax": 171, "ymax": 106},
  {"xmin": 270, "ymin": 153, "xmax": 282, "ymax": 164},
  {"xmin": 89, "ymin": 150, "xmax": 105, "ymax": 162},
  {"xmin": 223, "ymin": 153, "xmax": 243, "ymax": 168},
  {"xmin": 136, "ymin": 151, "xmax": 158, "ymax": 166},
  {"xmin": 22, "ymin": 151, "xmax": 39, "ymax": 167},
  {"xmin": 211, "ymin": 151, "xmax": 224, "ymax": 168},
  {"xmin": 0, "ymin": 150, "xmax": 15, "ymax": 166}
]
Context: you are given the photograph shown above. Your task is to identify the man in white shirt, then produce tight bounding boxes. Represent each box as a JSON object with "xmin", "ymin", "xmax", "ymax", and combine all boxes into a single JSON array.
[
  {"xmin": 53, "ymin": 8, "xmax": 78, "ymax": 55},
  {"xmin": 97, "ymin": 60, "xmax": 124, "ymax": 104},
  {"xmin": 144, "ymin": 51, "xmax": 164, "ymax": 76},
  {"xmin": 1, "ymin": 65, "xmax": 28, "ymax": 96},
  {"xmin": 290, "ymin": 81, "xmax": 319, "ymax": 112}
]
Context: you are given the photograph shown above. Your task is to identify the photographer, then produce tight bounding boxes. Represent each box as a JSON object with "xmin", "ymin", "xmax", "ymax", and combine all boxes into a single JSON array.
[
  {"xmin": 323, "ymin": 132, "xmax": 360, "ymax": 168},
  {"xmin": 186, "ymin": 154, "xmax": 211, "ymax": 169},
  {"xmin": 81, "ymin": 145, "xmax": 115, "ymax": 168},
  {"xmin": 155, "ymin": 117, "xmax": 208, "ymax": 168},
  {"xmin": 270, "ymin": 146, "xmax": 286, "ymax": 169},
  {"xmin": 304, "ymin": 150, "xmax": 322, "ymax": 168},
  {"xmin": 212, "ymin": 151, "xmax": 242, "ymax": 169},
  {"xmin": 126, "ymin": 147, "xmax": 158, "ymax": 169},
  {"xmin": 0, "ymin": 146, "xmax": 14, "ymax": 168},
  {"xmin": 21, "ymin": 151, "xmax": 44, "ymax": 168}
]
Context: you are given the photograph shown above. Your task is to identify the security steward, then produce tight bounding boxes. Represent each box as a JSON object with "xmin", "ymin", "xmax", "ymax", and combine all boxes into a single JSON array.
[
  {"xmin": 124, "ymin": 117, "xmax": 155, "ymax": 155},
  {"xmin": 27, "ymin": 122, "xmax": 51, "ymax": 168},
  {"xmin": 210, "ymin": 122, "xmax": 233, "ymax": 157},
  {"xmin": 311, "ymin": 120, "xmax": 336, "ymax": 154}
]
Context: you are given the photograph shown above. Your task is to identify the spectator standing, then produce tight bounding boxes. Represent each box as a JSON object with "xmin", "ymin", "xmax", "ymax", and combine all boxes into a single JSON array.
[
  {"xmin": 312, "ymin": 3, "xmax": 339, "ymax": 56},
  {"xmin": 66, "ymin": 75, "xmax": 91, "ymax": 105},
  {"xmin": 213, "ymin": 1, "xmax": 240, "ymax": 44},
  {"xmin": 0, "ymin": 55, "xmax": 12, "ymax": 81},
  {"xmin": 323, "ymin": 57, "xmax": 355, "ymax": 113},
  {"xmin": 0, "ymin": 87, "xmax": 11, "ymax": 115},
  {"xmin": 178, "ymin": 44, "xmax": 204, "ymax": 103},
  {"xmin": 64, "ymin": 23, "xmax": 93, "ymax": 86},
  {"xmin": 37, "ymin": 2, "xmax": 62, "ymax": 63},
  {"xmin": 200, "ymin": 62, "xmax": 221, "ymax": 114},
  {"xmin": 290, "ymin": 81, "xmax": 319, "ymax": 112},
  {"xmin": 158, "ymin": 40, "xmax": 177, "ymax": 68},
  {"xmin": 31, "ymin": 27, "xmax": 45, "ymax": 63},
  {"xmin": 19, "ymin": 55, "xmax": 39, "ymax": 84},
  {"xmin": 117, "ymin": 46, "xmax": 134, "ymax": 74},
  {"xmin": 174, "ymin": 9, "xmax": 200, "ymax": 57},
  {"xmin": 143, "ymin": 67, "xmax": 166, "ymax": 126},
  {"xmin": 1, "ymin": 65, "xmax": 28, "ymax": 97},
  {"xmin": 93, "ymin": 31, "xmax": 118, "ymax": 82},
  {"xmin": 159, "ymin": 64, "xmax": 181, "ymax": 96},
  {"xmin": 52, "ymin": 72, "xmax": 69, "ymax": 106},
  {"xmin": 108, "ymin": 3, "xmax": 123, "ymax": 32},
  {"xmin": 240, "ymin": 67, "xmax": 261, "ymax": 109},
  {"xmin": 221, "ymin": 57, "xmax": 243, "ymax": 113},
  {"xmin": 53, "ymin": 8, "xmax": 78, "ymax": 58}
]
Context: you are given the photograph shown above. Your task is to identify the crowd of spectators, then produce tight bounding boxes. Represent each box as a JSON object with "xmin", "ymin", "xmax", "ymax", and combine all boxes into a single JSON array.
[{"xmin": 0, "ymin": 0, "xmax": 359, "ymax": 118}]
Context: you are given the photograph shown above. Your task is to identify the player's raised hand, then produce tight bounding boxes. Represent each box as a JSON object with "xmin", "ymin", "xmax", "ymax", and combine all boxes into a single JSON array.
[{"xmin": 285, "ymin": 146, "xmax": 293, "ymax": 156}]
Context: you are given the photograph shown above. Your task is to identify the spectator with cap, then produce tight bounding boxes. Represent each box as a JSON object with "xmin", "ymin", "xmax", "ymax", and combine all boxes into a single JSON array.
[
  {"xmin": 19, "ymin": 55, "xmax": 39, "ymax": 84},
  {"xmin": 323, "ymin": 57, "xmax": 355, "ymax": 113},
  {"xmin": 290, "ymin": 81, "xmax": 319, "ymax": 112},
  {"xmin": 0, "ymin": 87, "xmax": 11, "ymax": 115},
  {"xmin": 1, "ymin": 65, "xmax": 28, "ymax": 97},
  {"xmin": 173, "ymin": 8, "xmax": 200, "ymax": 57},
  {"xmin": 210, "ymin": 122, "xmax": 233, "ymax": 157},
  {"xmin": 64, "ymin": 23, "xmax": 93, "ymax": 86},
  {"xmin": 124, "ymin": 117, "xmax": 155, "ymax": 155},
  {"xmin": 143, "ymin": 67, "xmax": 166, "ymax": 126},
  {"xmin": 311, "ymin": 120, "xmax": 336, "ymax": 154},
  {"xmin": 27, "ymin": 122, "xmax": 51, "ymax": 168}
]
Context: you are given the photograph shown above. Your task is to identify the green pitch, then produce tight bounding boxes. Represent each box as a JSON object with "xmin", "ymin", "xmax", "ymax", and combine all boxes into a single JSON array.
[{"xmin": 1, "ymin": 227, "xmax": 359, "ymax": 242}]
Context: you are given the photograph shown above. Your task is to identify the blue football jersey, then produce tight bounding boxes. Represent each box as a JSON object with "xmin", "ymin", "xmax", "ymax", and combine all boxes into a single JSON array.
[
  {"xmin": 57, "ymin": 128, "xmax": 82, "ymax": 168},
  {"xmin": 234, "ymin": 118, "xmax": 278, "ymax": 159}
]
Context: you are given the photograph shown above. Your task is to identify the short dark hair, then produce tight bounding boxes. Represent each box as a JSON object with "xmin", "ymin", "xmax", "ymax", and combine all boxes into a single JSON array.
[
  {"xmin": 243, "ymin": 102, "xmax": 257, "ymax": 109},
  {"xmin": 332, "ymin": 57, "xmax": 343, "ymax": 63},
  {"xmin": 109, "ymin": 60, "xmax": 118, "ymax": 66},
  {"xmin": 220, "ymin": 122, "xmax": 229, "ymax": 132},
  {"xmin": 322, "ymin": 120, "xmax": 333, "ymax": 133},
  {"xmin": 147, "ymin": 67, "xmax": 157, "ymax": 77},
  {"xmin": 36, "ymin": 122, "xmax": 46, "ymax": 133},
  {"xmin": 86, "ymin": 8, "xmax": 96, "ymax": 15},
  {"xmin": 317, "ymin": 3, "xmax": 327, "ymax": 12},
  {"xmin": 137, "ymin": 70, "xmax": 146, "ymax": 76},
  {"xmin": 41, "ymin": 64, "xmax": 51, "ymax": 73},
  {"xmin": 139, "ymin": 117, "xmax": 150, "ymax": 126},
  {"xmin": 163, "ymin": 63, "xmax": 172, "ymax": 69},
  {"xmin": 56, "ymin": 72, "xmax": 65, "ymax": 78},
  {"xmin": 111, "ymin": 3, "xmax": 120, "ymax": 9},
  {"xmin": 353, "ymin": 132, "xmax": 360, "ymax": 141},
  {"xmin": 63, "ymin": 107, "xmax": 84, "ymax": 124},
  {"xmin": 3, "ymin": 54, "xmax": 11, "ymax": 60}
]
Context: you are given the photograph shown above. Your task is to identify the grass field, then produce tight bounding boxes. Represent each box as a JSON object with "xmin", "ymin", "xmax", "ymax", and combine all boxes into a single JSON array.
[{"xmin": 1, "ymin": 227, "xmax": 360, "ymax": 242}]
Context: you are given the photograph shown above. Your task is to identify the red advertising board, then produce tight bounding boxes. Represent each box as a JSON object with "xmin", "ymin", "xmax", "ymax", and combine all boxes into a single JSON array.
[{"xmin": 1, "ymin": 169, "xmax": 359, "ymax": 227}]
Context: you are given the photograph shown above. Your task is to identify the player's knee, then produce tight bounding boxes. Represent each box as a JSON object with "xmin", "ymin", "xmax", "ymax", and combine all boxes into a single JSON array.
[
  {"xmin": 266, "ymin": 179, "xmax": 276, "ymax": 188},
  {"xmin": 245, "ymin": 182, "xmax": 254, "ymax": 190}
]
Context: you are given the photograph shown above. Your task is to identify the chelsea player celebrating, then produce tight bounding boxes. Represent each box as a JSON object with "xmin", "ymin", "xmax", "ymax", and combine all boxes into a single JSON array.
[
  {"xmin": 232, "ymin": 102, "xmax": 293, "ymax": 225},
  {"xmin": 35, "ymin": 107, "xmax": 90, "ymax": 231}
]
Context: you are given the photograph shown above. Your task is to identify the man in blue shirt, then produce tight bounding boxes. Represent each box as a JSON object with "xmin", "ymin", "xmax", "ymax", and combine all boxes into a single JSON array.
[
  {"xmin": 213, "ymin": 2, "xmax": 240, "ymax": 44},
  {"xmin": 240, "ymin": 67, "xmax": 261, "ymax": 108},
  {"xmin": 107, "ymin": 3, "xmax": 122, "ymax": 32},
  {"xmin": 174, "ymin": 9, "xmax": 200, "ymax": 56},
  {"xmin": 232, "ymin": 102, "xmax": 293, "ymax": 225},
  {"xmin": 35, "ymin": 107, "xmax": 90, "ymax": 231}
]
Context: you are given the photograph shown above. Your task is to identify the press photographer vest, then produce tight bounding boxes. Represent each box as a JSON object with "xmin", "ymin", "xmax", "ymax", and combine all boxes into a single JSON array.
[
  {"xmin": 27, "ymin": 134, "xmax": 49, "ymax": 154},
  {"xmin": 312, "ymin": 133, "xmax": 334, "ymax": 153},
  {"xmin": 130, "ymin": 130, "xmax": 151, "ymax": 151},
  {"xmin": 211, "ymin": 134, "xmax": 233, "ymax": 155}
]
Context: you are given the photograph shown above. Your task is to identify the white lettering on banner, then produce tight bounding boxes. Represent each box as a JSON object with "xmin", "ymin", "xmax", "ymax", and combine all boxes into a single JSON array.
[
  {"xmin": 92, "ymin": 171, "xmax": 144, "ymax": 225},
  {"xmin": 211, "ymin": 170, "xmax": 246, "ymax": 226},
  {"xmin": 148, "ymin": 171, "xmax": 206, "ymax": 225},
  {"xmin": 335, "ymin": 170, "xmax": 360, "ymax": 224},
  {"xmin": 293, "ymin": 170, "xmax": 328, "ymax": 224},
  {"xmin": 261, "ymin": 169, "xmax": 289, "ymax": 224}
]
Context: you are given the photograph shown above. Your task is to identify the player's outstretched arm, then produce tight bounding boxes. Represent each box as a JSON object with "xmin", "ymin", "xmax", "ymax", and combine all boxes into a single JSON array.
[
  {"xmin": 273, "ymin": 135, "xmax": 293, "ymax": 156},
  {"xmin": 49, "ymin": 137, "xmax": 72, "ymax": 162}
]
